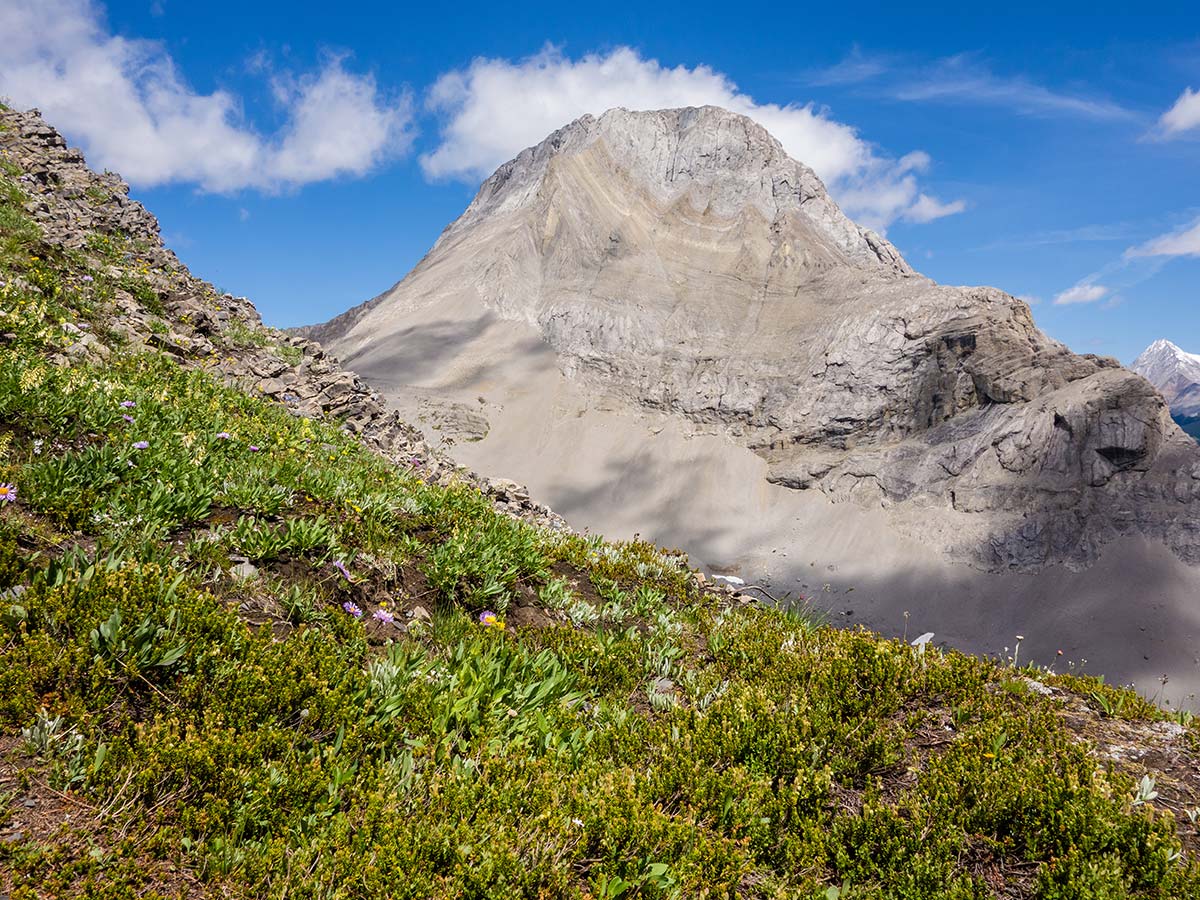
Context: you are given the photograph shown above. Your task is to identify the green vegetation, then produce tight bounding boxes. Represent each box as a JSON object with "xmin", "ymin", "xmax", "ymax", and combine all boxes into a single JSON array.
[{"xmin": 3, "ymin": 130, "xmax": 1200, "ymax": 900}]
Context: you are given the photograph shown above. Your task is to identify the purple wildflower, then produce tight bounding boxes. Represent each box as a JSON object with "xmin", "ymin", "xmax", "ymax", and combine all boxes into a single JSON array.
[
  {"xmin": 372, "ymin": 608, "xmax": 395, "ymax": 624},
  {"xmin": 248, "ymin": 445, "xmax": 260, "ymax": 452},
  {"xmin": 81, "ymin": 275, "xmax": 94, "ymax": 283},
  {"xmin": 120, "ymin": 400, "xmax": 135, "ymax": 409},
  {"xmin": 332, "ymin": 560, "xmax": 352, "ymax": 582},
  {"xmin": 122, "ymin": 414, "xmax": 134, "ymax": 423},
  {"xmin": 215, "ymin": 432, "xmax": 231, "ymax": 440},
  {"xmin": 342, "ymin": 601, "xmax": 363, "ymax": 618},
  {"xmin": 479, "ymin": 610, "xmax": 504, "ymax": 630},
  {"xmin": 0, "ymin": 483, "xmax": 16, "ymax": 504},
  {"xmin": 132, "ymin": 440, "xmax": 149, "ymax": 450}
]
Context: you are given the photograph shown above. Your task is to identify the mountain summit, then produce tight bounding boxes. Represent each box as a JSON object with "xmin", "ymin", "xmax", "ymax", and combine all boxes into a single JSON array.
[
  {"xmin": 441, "ymin": 105, "xmax": 912, "ymax": 274},
  {"xmin": 1133, "ymin": 339, "xmax": 1200, "ymax": 428},
  {"xmin": 305, "ymin": 106, "xmax": 1200, "ymax": 693}
]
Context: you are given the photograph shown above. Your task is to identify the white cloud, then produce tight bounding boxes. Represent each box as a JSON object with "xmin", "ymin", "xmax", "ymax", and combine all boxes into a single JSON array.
[
  {"xmin": 1158, "ymin": 87, "xmax": 1200, "ymax": 137},
  {"xmin": 903, "ymin": 193, "xmax": 968, "ymax": 224},
  {"xmin": 421, "ymin": 46, "xmax": 963, "ymax": 231},
  {"xmin": 1016, "ymin": 294, "xmax": 1041, "ymax": 306},
  {"xmin": 1054, "ymin": 283, "xmax": 1109, "ymax": 305},
  {"xmin": 0, "ymin": 0, "xmax": 412, "ymax": 192},
  {"xmin": 1127, "ymin": 219, "xmax": 1200, "ymax": 258}
]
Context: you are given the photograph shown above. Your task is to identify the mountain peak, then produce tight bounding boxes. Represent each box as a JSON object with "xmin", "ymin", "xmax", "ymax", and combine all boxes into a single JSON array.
[
  {"xmin": 1132, "ymin": 338, "xmax": 1200, "ymax": 419},
  {"xmin": 1134, "ymin": 338, "xmax": 1200, "ymax": 367},
  {"xmin": 444, "ymin": 105, "xmax": 912, "ymax": 275}
]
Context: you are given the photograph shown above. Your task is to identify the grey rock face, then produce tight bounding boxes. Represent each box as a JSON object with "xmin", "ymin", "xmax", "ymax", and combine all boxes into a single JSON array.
[{"xmin": 308, "ymin": 105, "xmax": 1200, "ymax": 572}]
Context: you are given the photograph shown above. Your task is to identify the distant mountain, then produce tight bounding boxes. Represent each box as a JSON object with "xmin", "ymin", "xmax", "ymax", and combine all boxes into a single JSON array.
[{"xmin": 1132, "ymin": 339, "xmax": 1200, "ymax": 439}]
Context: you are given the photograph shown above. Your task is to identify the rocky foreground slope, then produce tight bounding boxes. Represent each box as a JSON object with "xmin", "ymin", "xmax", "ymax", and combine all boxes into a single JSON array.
[
  {"xmin": 0, "ymin": 107, "xmax": 564, "ymax": 529},
  {"xmin": 6, "ymin": 103, "xmax": 1200, "ymax": 900}
]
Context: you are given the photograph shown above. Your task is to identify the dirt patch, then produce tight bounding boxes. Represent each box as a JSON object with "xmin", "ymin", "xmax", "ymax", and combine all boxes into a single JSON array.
[
  {"xmin": 550, "ymin": 560, "xmax": 606, "ymax": 609},
  {"xmin": 507, "ymin": 600, "xmax": 554, "ymax": 630}
]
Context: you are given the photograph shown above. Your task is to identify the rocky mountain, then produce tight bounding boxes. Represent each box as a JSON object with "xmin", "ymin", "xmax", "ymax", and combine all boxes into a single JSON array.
[
  {"xmin": 305, "ymin": 105, "xmax": 1200, "ymax": 699},
  {"xmin": 1133, "ymin": 339, "xmax": 1200, "ymax": 439}
]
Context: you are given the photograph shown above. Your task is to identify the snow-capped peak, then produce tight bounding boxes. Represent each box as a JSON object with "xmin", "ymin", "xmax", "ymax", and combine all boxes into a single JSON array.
[{"xmin": 1132, "ymin": 339, "xmax": 1200, "ymax": 415}]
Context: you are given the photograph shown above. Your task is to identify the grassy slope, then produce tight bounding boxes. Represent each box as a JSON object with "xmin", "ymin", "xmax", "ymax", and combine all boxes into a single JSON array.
[{"xmin": 2, "ymin": 123, "xmax": 1200, "ymax": 900}]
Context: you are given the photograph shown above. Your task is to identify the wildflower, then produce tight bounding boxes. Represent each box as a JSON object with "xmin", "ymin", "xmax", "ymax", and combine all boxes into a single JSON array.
[
  {"xmin": 120, "ymin": 400, "xmax": 135, "ymax": 408},
  {"xmin": 0, "ymin": 483, "xmax": 16, "ymax": 504},
  {"xmin": 342, "ymin": 601, "xmax": 363, "ymax": 618},
  {"xmin": 372, "ymin": 608, "xmax": 395, "ymax": 624},
  {"xmin": 132, "ymin": 440, "xmax": 149, "ymax": 450},
  {"xmin": 332, "ymin": 560, "xmax": 352, "ymax": 581},
  {"xmin": 81, "ymin": 275, "xmax": 94, "ymax": 283},
  {"xmin": 249, "ymin": 445, "xmax": 260, "ymax": 452},
  {"xmin": 215, "ymin": 432, "xmax": 231, "ymax": 440},
  {"xmin": 122, "ymin": 414, "xmax": 133, "ymax": 423},
  {"xmin": 479, "ymin": 610, "xmax": 505, "ymax": 630}
]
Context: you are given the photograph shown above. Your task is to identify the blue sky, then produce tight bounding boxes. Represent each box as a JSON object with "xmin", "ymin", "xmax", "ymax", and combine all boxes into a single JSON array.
[{"xmin": 2, "ymin": 1, "xmax": 1198, "ymax": 363}]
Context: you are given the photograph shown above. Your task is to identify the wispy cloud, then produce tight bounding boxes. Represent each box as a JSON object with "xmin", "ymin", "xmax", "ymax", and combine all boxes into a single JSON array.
[
  {"xmin": 1157, "ymin": 87, "xmax": 1200, "ymax": 137},
  {"xmin": 1126, "ymin": 218, "xmax": 1200, "ymax": 258},
  {"xmin": 811, "ymin": 51, "xmax": 1135, "ymax": 122},
  {"xmin": 1054, "ymin": 283, "xmax": 1109, "ymax": 305},
  {"xmin": 0, "ymin": 0, "xmax": 413, "ymax": 192},
  {"xmin": 423, "ymin": 45, "xmax": 965, "ymax": 231},
  {"xmin": 1048, "ymin": 216, "xmax": 1199, "ymax": 310},
  {"xmin": 807, "ymin": 46, "xmax": 892, "ymax": 86},
  {"xmin": 973, "ymin": 222, "xmax": 1139, "ymax": 252}
]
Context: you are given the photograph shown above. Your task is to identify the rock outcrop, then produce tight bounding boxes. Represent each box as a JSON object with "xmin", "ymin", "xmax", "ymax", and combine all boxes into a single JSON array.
[
  {"xmin": 305, "ymin": 106, "xmax": 1200, "ymax": 571},
  {"xmin": 0, "ymin": 106, "xmax": 566, "ymax": 530}
]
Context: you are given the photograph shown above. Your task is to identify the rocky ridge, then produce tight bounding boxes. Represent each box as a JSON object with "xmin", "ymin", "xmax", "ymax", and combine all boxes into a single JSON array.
[
  {"xmin": 0, "ymin": 107, "xmax": 565, "ymax": 529},
  {"xmin": 306, "ymin": 106, "xmax": 1200, "ymax": 572}
]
